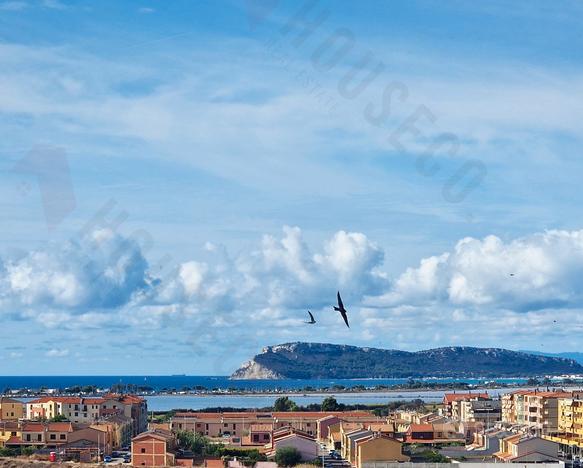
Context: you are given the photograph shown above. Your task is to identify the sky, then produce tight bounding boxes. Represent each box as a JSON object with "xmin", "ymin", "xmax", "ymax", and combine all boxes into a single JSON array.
[{"xmin": 1, "ymin": 0, "xmax": 583, "ymax": 375}]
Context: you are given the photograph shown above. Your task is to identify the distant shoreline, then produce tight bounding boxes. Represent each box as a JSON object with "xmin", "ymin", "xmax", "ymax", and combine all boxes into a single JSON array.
[{"xmin": 5, "ymin": 378, "xmax": 583, "ymax": 400}]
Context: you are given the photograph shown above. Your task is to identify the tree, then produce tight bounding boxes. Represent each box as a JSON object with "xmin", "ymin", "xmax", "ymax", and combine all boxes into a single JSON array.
[
  {"xmin": 50, "ymin": 414, "xmax": 69, "ymax": 422},
  {"xmin": 176, "ymin": 430, "xmax": 208, "ymax": 456},
  {"xmin": 275, "ymin": 447, "xmax": 302, "ymax": 467},
  {"xmin": 273, "ymin": 396, "xmax": 298, "ymax": 412},
  {"xmin": 321, "ymin": 396, "xmax": 340, "ymax": 412}
]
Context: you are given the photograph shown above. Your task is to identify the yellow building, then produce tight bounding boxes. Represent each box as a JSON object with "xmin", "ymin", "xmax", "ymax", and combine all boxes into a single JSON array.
[
  {"xmin": 0, "ymin": 421, "xmax": 21, "ymax": 447},
  {"xmin": 26, "ymin": 397, "xmax": 59, "ymax": 420},
  {"xmin": 355, "ymin": 436, "xmax": 409, "ymax": 468},
  {"xmin": 0, "ymin": 397, "xmax": 24, "ymax": 420},
  {"xmin": 544, "ymin": 392, "xmax": 583, "ymax": 453}
]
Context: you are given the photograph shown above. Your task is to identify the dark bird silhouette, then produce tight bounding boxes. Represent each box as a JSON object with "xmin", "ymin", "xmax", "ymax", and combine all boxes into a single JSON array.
[
  {"xmin": 333, "ymin": 291, "xmax": 350, "ymax": 328},
  {"xmin": 304, "ymin": 310, "xmax": 316, "ymax": 324},
  {"xmin": 510, "ymin": 273, "xmax": 515, "ymax": 277}
]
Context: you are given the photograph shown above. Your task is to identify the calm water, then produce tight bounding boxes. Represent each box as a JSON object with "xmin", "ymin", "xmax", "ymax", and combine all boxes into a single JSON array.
[
  {"xmin": 0, "ymin": 375, "xmax": 527, "ymax": 392},
  {"xmin": 143, "ymin": 388, "xmax": 526, "ymax": 411},
  {"xmin": 2, "ymin": 375, "xmax": 532, "ymax": 411}
]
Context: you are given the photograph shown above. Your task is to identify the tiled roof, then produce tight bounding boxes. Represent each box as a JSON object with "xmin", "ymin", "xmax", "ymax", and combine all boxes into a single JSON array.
[
  {"xmin": 4, "ymin": 436, "xmax": 24, "ymax": 445},
  {"xmin": 47, "ymin": 422, "xmax": 73, "ymax": 432}
]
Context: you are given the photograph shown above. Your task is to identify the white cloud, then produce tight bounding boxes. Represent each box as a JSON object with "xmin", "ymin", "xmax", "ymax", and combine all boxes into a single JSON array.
[
  {"xmin": 45, "ymin": 348, "xmax": 69, "ymax": 357},
  {"xmin": 375, "ymin": 229, "xmax": 583, "ymax": 311},
  {"xmin": 1, "ymin": 228, "xmax": 149, "ymax": 311}
]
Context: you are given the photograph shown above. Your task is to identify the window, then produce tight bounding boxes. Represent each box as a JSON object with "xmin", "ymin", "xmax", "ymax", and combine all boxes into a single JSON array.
[
  {"xmin": 60, "ymin": 434, "xmax": 66, "ymax": 440},
  {"xmin": 141, "ymin": 448, "xmax": 146, "ymax": 453},
  {"xmin": 37, "ymin": 434, "xmax": 42, "ymax": 441},
  {"xmin": 26, "ymin": 434, "xmax": 31, "ymax": 441},
  {"xmin": 50, "ymin": 434, "xmax": 56, "ymax": 440},
  {"xmin": 75, "ymin": 413, "xmax": 78, "ymax": 417},
  {"xmin": 224, "ymin": 423, "xmax": 228, "ymax": 427}
]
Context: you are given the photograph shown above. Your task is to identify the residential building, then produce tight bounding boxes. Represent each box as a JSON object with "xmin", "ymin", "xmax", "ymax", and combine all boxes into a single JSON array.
[
  {"xmin": 132, "ymin": 429, "xmax": 177, "ymax": 467},
  {"xmin": 443, "ymin": 392, "xmax": 489, "ymax": 418},
  {"xmin": 405, "ymin": 423, "xmax": 464, "ymax": 444},
  {"xmin": 354, "ymin": 435, "xmax": 409, "ymax": 468},
  {"xmin": 501, "ymin": 390, "xmax": 571, "ymax": 435},
  {"xmin": 0, "ymin": 397, "xmax": 24, "ymax": 420},
  {"xmin": 494, "ymin": 434, "xmax": 560, "ymax": 462},
  {"xmin": 543, "ymin": 390, "xmax": 583, "ymax": 455},
  {"xmin": 25, "ymin": 394, "xmax": 147, "ymax": 435},
  {"xmin": 265, "ymin": 427, "xmax": 318, "ymax": 462},
  {"xmin": 170, "ymin": 410, "xmax": 378, "ymax": 439},
  {"xmin": 457, "ymin": 398, "xmax": 501, "ymax": 428},
  {"xmin": 0, "ymin": 421, "xmax": 21, "ymax": 447}
]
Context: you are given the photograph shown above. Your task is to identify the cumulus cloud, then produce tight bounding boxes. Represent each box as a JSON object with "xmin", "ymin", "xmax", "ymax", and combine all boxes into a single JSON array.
[
  {"xmin": 376, "ymin": 229, "xmax": 583, "ymax": 311},
  {"xmin": 1, "ymin": 228, "xmax": 149, "ymax": 311},
  {"xmin": 0, "ymin": 226, "xmax": 387, "ymax": 330}
]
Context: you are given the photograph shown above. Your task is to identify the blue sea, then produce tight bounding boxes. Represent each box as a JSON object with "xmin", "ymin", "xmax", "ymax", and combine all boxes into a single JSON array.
[
  {"xmin": 0, "ymin": 376, "xmax": 530, "ymax": 411},
  {"xmin": 0, "ymin": 375, "xmax": 527, "ymax": 392}
]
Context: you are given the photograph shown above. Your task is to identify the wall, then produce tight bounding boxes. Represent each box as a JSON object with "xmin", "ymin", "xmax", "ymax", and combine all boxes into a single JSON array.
[{"xmin": 362, "ymin": 463, "xmax": 565, "ymax": 468}]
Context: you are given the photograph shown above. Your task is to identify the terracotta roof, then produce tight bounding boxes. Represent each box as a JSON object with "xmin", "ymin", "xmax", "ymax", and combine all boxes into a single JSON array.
[
  {"xmin": 22, "ymin": 423, "xmax": 45, "ymax": 432},
  {"xmin": 408, "ymin": 424, "xmax": 433, "ymax": 432},
  {"xmin": 522, "ymin": 391, "xmax": 571, "ymax": 398},
  {"xmin": 132, "ymin": 429, "xmax": 174, "ymax": 442},
  {"xmin": 5, "ymin": 436, "xmax": 24, "ymax": 445},
  {"xmin": 443, "ymin": 392, "xmax": 489, "ymax": 404},
  {"xmin": 174, "ymin": 412, "xmax": 223, "ymax": 418},
  {"xmin": 48, "ymin": 422, "xmax": 73, "ymax": 432}
]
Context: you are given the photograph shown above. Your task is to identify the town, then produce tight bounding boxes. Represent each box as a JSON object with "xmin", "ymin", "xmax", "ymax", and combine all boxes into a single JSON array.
[{"xmin": 1, "ymin": 388, "xmax": 583, "ymax": 467}]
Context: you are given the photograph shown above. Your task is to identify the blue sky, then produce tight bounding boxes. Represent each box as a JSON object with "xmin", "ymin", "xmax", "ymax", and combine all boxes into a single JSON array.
[{"xmin": 2, "ymin": 0, "xmax": 583, "ymax": 375}]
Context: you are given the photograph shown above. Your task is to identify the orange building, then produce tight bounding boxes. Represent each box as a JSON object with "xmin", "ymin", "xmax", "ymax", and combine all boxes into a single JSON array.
[{"xmin": 132, "ymin": 429, "xmax": 176, "ymax": 467}]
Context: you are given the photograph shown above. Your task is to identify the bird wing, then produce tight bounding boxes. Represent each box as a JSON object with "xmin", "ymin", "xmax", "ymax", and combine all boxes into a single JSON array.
[
  {"xmin": 340, "ymin": 310, "xmax": 350, "ymax": 328},
  {"xmin": 308, "ymin": 310, "xmax": 315, "ymax": 322},
  {"xmin": 337, "ymin": 291, "xmax": 344, "ymax": 310}
]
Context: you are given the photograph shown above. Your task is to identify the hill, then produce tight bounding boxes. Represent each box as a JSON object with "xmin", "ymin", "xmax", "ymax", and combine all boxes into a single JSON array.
[
  {"xmin": 521, "ymin": 350, "xmax": 583, "ymax": 365},
  {"xmin": 231, "ymin": 342, "xmax": 583, "ymax": 379}
]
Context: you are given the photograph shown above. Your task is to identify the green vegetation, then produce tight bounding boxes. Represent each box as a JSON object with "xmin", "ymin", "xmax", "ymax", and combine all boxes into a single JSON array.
[
  {"xmin": 49, "ymin": 414, "xmax": 69, "ymax": 422},
  {"xmin": 0, "ymin": 447, "xmax": 16, "ymax": 457},
  {"xmin": 176, "ymin": 431, "xmax": 266, "ymax": 464},
  {"xmin": 21, "ymin": 446, "xmax": 36, "ymax": 456},
  {"xmin": 275, "ymin": 447, "xmax": 302, "ymax": 467},
  {"xmin": 417, "ymin": 450, "xmax": 450, "ymax": 463},
  {"xmin": 235, "ymin": 342, "xmax": 583, "ymax": 378},
  {"xmin": 273, "ymin": 396, "xmax": 298, "ymax": 412},
  {"xmin": 321, "ymin": 396, "xmax": 340, "ymax": 412}
]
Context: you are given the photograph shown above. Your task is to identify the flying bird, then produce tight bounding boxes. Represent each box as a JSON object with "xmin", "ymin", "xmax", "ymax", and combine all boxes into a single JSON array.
[
  {"xmin": 509, "ymin": 273, "xmax": 515, "ymax": 277},
  {"xmin": 304, "ymin": 310, "xmax": 316, "ymax": 324},
  {"xmin": 334, "ymin": 291, "xmax": 350, "ymax": 328}
]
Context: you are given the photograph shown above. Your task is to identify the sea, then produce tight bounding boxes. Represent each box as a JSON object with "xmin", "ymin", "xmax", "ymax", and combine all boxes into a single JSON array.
[{"xmin": 0, "ymin": 376, "xmax": 530, "ymax": 411}]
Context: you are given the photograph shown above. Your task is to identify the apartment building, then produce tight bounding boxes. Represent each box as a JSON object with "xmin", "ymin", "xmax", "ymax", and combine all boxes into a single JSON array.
[
  {"xmin": 0, "ymin": 397, "xmax": 24, "ymax": 420},
  {"xmin": 457, "ymin": 398, "xmax": 502, "ymax": 428},
  {"xmin": 170, "ymin": 411, "xmax": 379, "ymax": 439},
  {"xmin": 501, "ymin": 390, "xmax": 570, "ymax": 435},
  {"xmin": 443, "ymin": 392, "xmax": 489, "ymax": 418},
  {"xmin": 25, "ymin": 394, "xmax": 147, "ymax": 435},
  {"xmin": 354, "ymin": 435, "xmax": 409, "ymax": 468},
  {"xmin": 543, "ymin": 391, "xmax": 583, "ymax": 454},
  {"xmin": 494, "ymin": 434, "xmax": 560, "ymax": 462}
]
